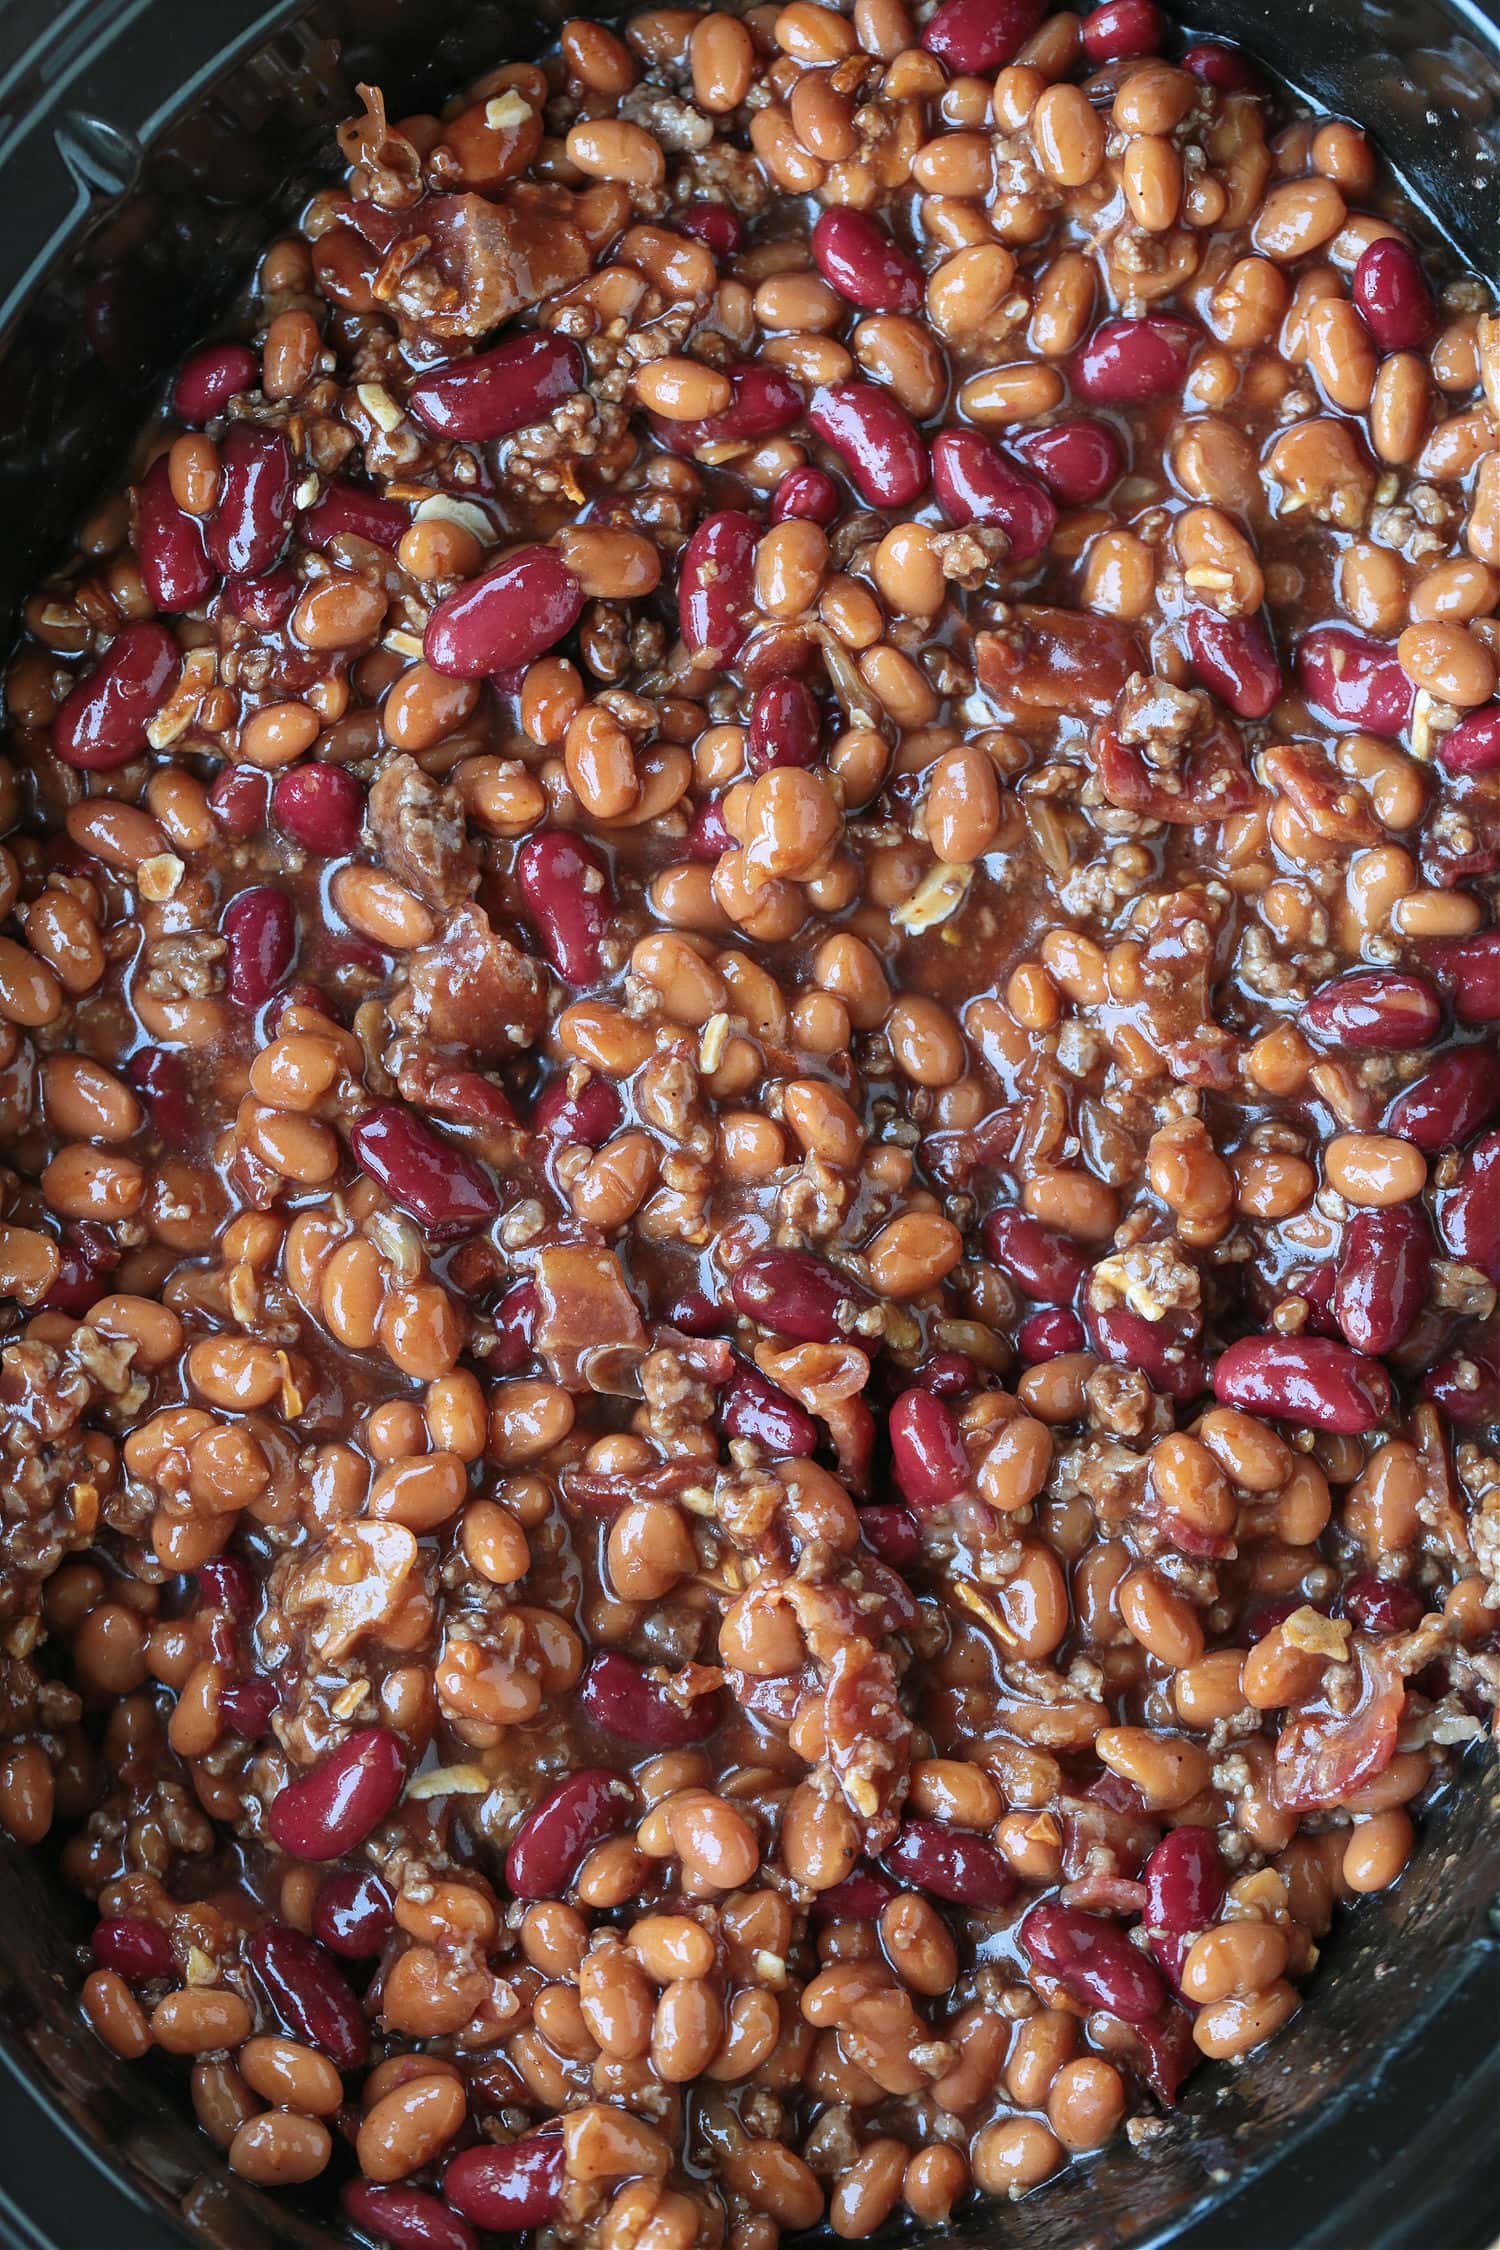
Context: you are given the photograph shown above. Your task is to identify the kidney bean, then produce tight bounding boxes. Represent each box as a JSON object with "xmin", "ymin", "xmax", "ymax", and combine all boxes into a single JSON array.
[
  {"xmin": 1419, "ymin": 1346, "xmax": 1500, "ymax": 1426},
  {"xmin": 247, "ymin": 1922, "xmax": 369, "ymax": 2071},
  {"xmin": 209, "ymin": 765, "xmax": 271, "ymax": 839},
  {"xmin": 1009, "ymin": 417, "xmax": 1123, "ymax": 508},
  {"xmin": 344, "ymin": 2182, "xmax": 479, "ymax": 2250},
  {"xmin": 1304, "ymin": 969, "xmax": 1442, "ymax": 1051},
  {"xmin": 654, "ymin": 369, "xmax": 805, "ymax": 461},
  {"xmin": 932, "ymin": 431, "xmax": 1057, "ymax": 563},
  {"xmin": 687, "ymin": 794, "xmax": 734, "ymax": 859},
  {"xmin": 1180, "ymin": 40, "xmax": 1260, "ymax": 88},
  {"xmin": 532, "ymin": 1073, "xmax": 622, "ymax": 1149},
  {"xmin": 720, "ymin": 1361, "xmax": 818, "ymax": 1455},
  {"xmin": 882, "ymin": 1820, "xmax": 1016, "ymax": 1910},
  {"xmin": 1437, "ymin": 1130, "xmax": 1500, "ymax": 1282},
  {"xmin": 1334, "ymin": 1203, "xmax": 1432, "ymax": 1356},
  {"xmin": 490, "ymin": 1280, "xmax": 538, "ymax": 1376},
  {"xmin": 1184, "ymin": 607, "xmax": 1283, "ymax": 720},
  {"xmin": 425, "ymin": 547, "xmax": 583, "ymax": 677},
  {"xmin": 1342, "ymin": 1574, "xmax": 1424, "ymax": 1636},
  {"xmin": 1296, "ymin": 626, "xmax": 1414, "ymax": 737},
  {"xmin": 678, "ymin": 510, "xmax": 759, "ymax": 661},
  {"xmin": 135, "ymin": 457, "xmax": 217, "ymax": 614},
  {"xmin": 1072, "ymin": 318, "xmax": 1197, "ymax": 405},
  {"xmin": 912, "ymin": 1350, "xmax": 979, "ymax": 1400},
  {"xmin": 505, "ymin": 1767, "xmax": 638, "ymax": 1898},
  {"xmin": 676, "ymin": 202, "xmax": 741, "ymax": 258},
  {"xmin": 226, "ymin": 564, "xmax": 299, "ymax": 630},
  {"xmin": 1437, "ymin": 705, "xmax": 1500, "ymax": 777},
  {"xmin": 127, "ymin": 1048, "xmax": 196, "ymax": 1149},
  {"xmin": 219, "ymin": 1675, "xmax": 279, "ymax": 1738},
  {"xmin": 1087, "ymin": 1304, "xmax": 1206, "ymax": 1400},
  {"xmin": 922, "ymin": 0, "xmax": 1045, "ymax": 70},
  {"xmin": 811, "ymin": 210, "xmax": 924, "ymax": 315},
  {"xmin": 271, "ymin": 764, "xmax": 365, "ymax": 857},
  {"xmin": 772, "ymin": 467, "xmax": 840, "ymax": 526},
  {"xmin": 1081, "ymin": 0, "xmax": 1163, "ymax": 59},
  {"xmin": 1143, "ymin": 1828, "xmax": 1224, "ymax": 1938},
  {"xmin": 811, "ymin": 1870, "xmax": 900, "ymax": 1923},
  {"xmin": 1387, "ymin": 1045, "xmax": 1500, "ymax": 1151},
  {"xmin": 93, "ymin": 1916, "xmax": 175, "ymax": 1983},
  {"xmin": 981, "ymin": 1209, "xmax": 1088, "ymax": 1303},
  {"xmin": 268, "ymin": 1727, "xmax": 407, "ymax": 1861},
  {"xmin": 444, "ymin": 2136, "xmax": 564, "ymax": 2234},
  {"xmin": 888, "ymin": 1388, "xmax": 971, "ymax": 1510},
  {"xmin": 314, "ymin": 1868, "xmax": 396, "ymax": 1961},
  {"xmin": 748, "ymin": 677, "xmax": 822, "ymax": 773},
  {"xmin": 731, "ymin": 1248, "xmax": 868, "ymax": 1341},
  {"xmin": 301, "ymin": 479, "xmax": 410, "ymax": 553},
  {"xmin": 1017, "ymin": 1306, "xmax": 1085, "ymax": 1361},
  {"xmin": 222, "ymin": 886, "xmax": 297, "ymax": 1012},
  {"xmin": 1352, "ymin": 237, "xmax": 1436, "ymax": 354},
  {"xmin": 409, "ymin": 334, "xmax": 585, "ymax": 441},
  {"xmin": 808, "ymin": 382, "xmax": 929, "ymax": 509},
  {"xmin": 172, "ymin": 341, "xmax": 259, "ymax": 424},
  {"xmin": 857, "ymin": 1504, "xmax": 922, "ymax": 1568},
  {"xmin": 350, "ymin": 1103, "xmax": 499, "ymax": 1238},
  {"xmin": 515, "ymin": 830, "xmax": 612, "ymax": 985},
  {"xmin": 207, "ymin": 424, "xmax": 295, "ymax": 577},
  {"xmin": 1212, "ymin": 1336, "xmax": 1392, "ymax": 1433},
  {"xmin": 580, "ymin": 1650, "xmax": 726, "ymax": 1747},
  {"xmin": 664, "ymin": 1289, "xmax": 724, "ymax": 1339},
  {"xmin": 1021, "ymin": 1902, "xmax": 1166, "ymax": 2022},
  {"xmin": 1421, "ymin": 932, "xmax": 1500, "ymax": 1025},
  {"xmin": 40, "ymin": 1222, "xmax": 118, "ymax": 1315},
  {"xmin": 53, "ymin": 621, "xmax": 179, "ymax": 770}
]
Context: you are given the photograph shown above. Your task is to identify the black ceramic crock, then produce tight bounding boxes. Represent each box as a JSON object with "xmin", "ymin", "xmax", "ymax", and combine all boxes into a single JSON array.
[{"xmin": 0, "ymin": 0, "xmax": 1496, "ymax": 2243}]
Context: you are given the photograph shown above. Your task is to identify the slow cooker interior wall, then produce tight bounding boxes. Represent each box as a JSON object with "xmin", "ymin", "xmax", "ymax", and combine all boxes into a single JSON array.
[{"xmin": 0, "ymin": 0, "xmax": 1496, "ymax": 2242}]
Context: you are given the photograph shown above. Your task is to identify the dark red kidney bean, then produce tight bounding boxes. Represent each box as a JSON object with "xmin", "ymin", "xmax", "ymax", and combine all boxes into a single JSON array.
[
  {"xmin": 676, "ymin": 201, "xmax": 741, "ymax": 258},
  {"xmin": 408, "ymin": 334, "xmax": 585, "ymax": 441},
  {"xmin": 1341, "ymin": 1574, "xmax": 1424, "ymax": 1635},
  {"xmin": 772, "ymin": 467, "xmax": 840, "ymax": 525},
  {"xmin": 808, "ymin": 382, "xmax": 929, "ymax": 509},
  {"xmin": 888, "ymin": 1388, "xmax": 970, "ymax": 1510},
  {"xmin": 504, "ymin": 1768, "xmax": 638, "ymax": 1899},
  {"xmin": 247, "ymin": 1923, "xmax": 369, "ymax": 2071},
  {"xmin": 350, "ymin": 1103, "xmax": 499, "ymax": 1238},
  {"xmin": 268, "ymin": 1727, "xmax": 407, "ymax": 1860},
  {"xmin": 219, "ymin": 1674, "xmax": 278, "ymax": 1738},
  {"xmin": 207, "ymin": 424, "xmax": 295, "ymax": 577},
  {"xmin": 1297, "ymin": 625, "xmax": 1414, "ymax": 737},
  {"xmin": 1437, "ymin": 704, "xmax": 1500, "ymax": 777},
  {"xmin": 344, "ymin": 2182, "xmax": 478, "ymax": 2250},
  {"xmin": 1021, "ymin": 1902, "xmax": 1167, "ymax": 2021},
  {"xmin": 128, "ymin": 1048, "xmax": 196, "ymax": 1148},
  {"xmin": 913, "ymin": 1350, "xmax": 979, "ymax": 1400},
  {"xmin": 1437, "ymin": 1130, "xmax": 1500, "ymax": 1282},
  {"xmin": 1421, "ymin": 931, "xmax": 1500, "ymax": 1025},
  {"xmin": 39, "ymin": 1221, "xmax": 117, "ymax": 1315},
  {"xmin": 490, "ymin": 1281, "xmax": 538, "ymax": 1376},
  {"xmin": 93, "ymin": 1916, "xmax": 175, "ymax": 1983},
  {"xmin": 1334, "ymin": 1203, "xmax": 1431, "ymax": 1356},
  {"xmin": 811, "ymin": 209, "xmax": 924, "ymax": 314},
  {"xmin": 679, "ymin": 510, "xmax": 758, "ymax": 661},
  {"xmin": 857, "ymin": 1504, "xmax": 922, "ymax": 1567},
  {"xmin": 580, "ymin": 1651, "xmax": 726, "ymax": 1747},
  {"xmin": 1419, "ymin": 1345, "xmax": 1500, "ymax": 1425},
  {"xmin": 1072, "ymin": 317, "xmax": 1196, "ymax": 405},
  {"xmin": 882, "ymin": 1819, "xmax": 1017, "ymax": 1909},
  {"xmin": 748, "ymin": 676, "xmax": 821, "ymax": 773},
  {"xmin": 314, "ymin": 1869, "xmax": 396, "ymax": 1961},
  {"xmin": 1128, "ymin": 2004, "xmax": 1197, "ymax": 2106},
  {"xmin": 172, "ymin": 341, "xmax": 259, "ymax": 425},
  {"xmin": 444, "ymin": 2137, "xmax": 564, "ymax": 2234},
  {"xmin": 686, "ymin": 793, "xmax": 734, "ymax": 859},
  {"xmin": 531, "ymin": 1073, "xmax": 622, "ymax": 1148},
  {"xmin": 222, "ymin": 886, "xmax": 296, "ymax": 1011},
  {"xmin": 1387, "ymin": 1045, "xmax": 1500, "ymax": 1151},
  {"xmin": 209, "ymin": 764, "xmax": 271, "ymax": 839},
  {"xmin": 922, "ymin": 0, "xmax": 1044, "ymax": 70},
  {"xmin": 515, "ymin": 829, "xmax": 612, "ymax": 985},
  {"xmin": 271, "ymin": 764, "xmax": 365, "ymax": 857},
  {"xmin": 1142, "ymin": 1828, "xmax": 1224, "ymax": 1936},
  {"xmin": 197, "ymin": 1555, "xmax": 253, "ymax": 1616},
  {"xmin": 653, "ymin": 368, "xmax": 804, "ymax": 461},
  {"xmin": 425, "ymin": 546, "xmax": 583, "ymax": 677},
  {"xmin": 301, "ymin": 479, "xmax": 409, "ymax": 553},
  {"xmin": 1180, "ymin": 39, "xmax": 1260, "ymax": 88},
  {"xmin": 1017, "ymin": 1306, "xmax": 1085, "ymax": 1361},
  {"xmin": 981, "ymin": 1208, "xmax": 1088, "ymax": 1302},
  {"xmin": 1352, "ymin": 237, "xmax": 1437, "ymax": 354},
  {"xmin": 1081, "ymin": 0, "xmax": 1163, "ymax": 59},
  {"xmin": 665, "ymin": 1288, "xmax": 724, "ymax": 1337},
  {"xmin": 1009, "ymin": 417, "xmax": 1122, "ymax": 507},
  {"xmin": 1088, "ymin": 1302, "xmax": 1207, "ymax": 1401},
  {"xmin": 720, "ymin": 1362, "xmax": 818, "ymax": 1456},
  {"xmin": 52, "ymin": 621, "xmax": 179, "ymax": 771},
  {"xmin": 1184, "ymin": 607, "xmax": 1283, "ymax": 720},
  {"xmin": 731, "ymin": 1248, "xmax": 867, "ymax": 1343},
  {"xmin": 226, "ymin": 563, "xmax": 299, "ymax": 629},
  {"xmin": 1212, "ymin": 1336, "xmax": 1393, "ymax": 1433},
  {"xmin": 932, "ymin": 430, "xmax": 1057, "ymax": 562},
  {"xmin": 135, "ymin": 457, "xmax": 217, "ymax": 614},
  {"xmin": 1303, "ymin": 968, "xmax": 1442, "ymax": 1051},
  {"xmin": 811, "ymin": 1868, "xmax": 900, "ymax": 1921}
]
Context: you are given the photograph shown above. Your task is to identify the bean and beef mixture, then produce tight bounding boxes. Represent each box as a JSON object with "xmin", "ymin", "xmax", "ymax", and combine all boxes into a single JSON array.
[{"xmin": 0, "ymin": 0, "xmax": 1498, "ymax": 2236}]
